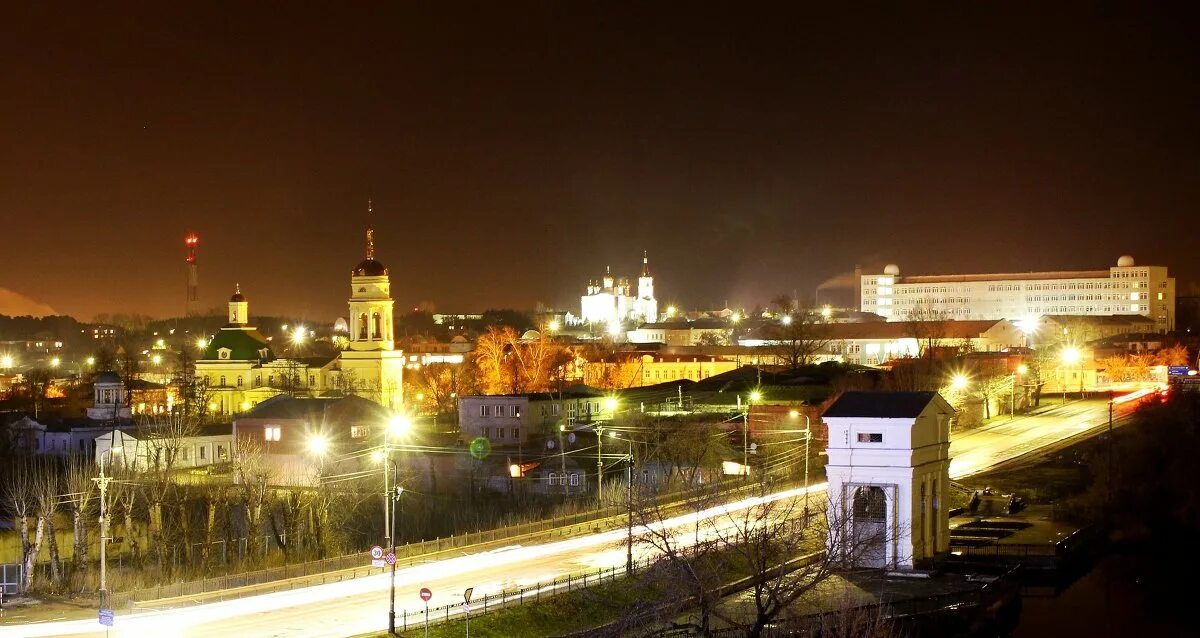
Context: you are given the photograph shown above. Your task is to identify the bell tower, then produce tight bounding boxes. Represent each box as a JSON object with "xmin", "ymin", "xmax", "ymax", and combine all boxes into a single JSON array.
[
  {"xmin": 340, "ymin": 201, "xmax": 405, "ymax": 410},
  {"xmin": 347, "ymin": 201, "xmax": 395, "ymax": 352}
]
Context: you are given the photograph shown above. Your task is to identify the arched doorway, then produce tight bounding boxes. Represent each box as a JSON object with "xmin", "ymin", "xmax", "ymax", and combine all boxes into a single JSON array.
[{"xmin": 852, "ymin": 485, "xmax": 888, "ymax": 568}]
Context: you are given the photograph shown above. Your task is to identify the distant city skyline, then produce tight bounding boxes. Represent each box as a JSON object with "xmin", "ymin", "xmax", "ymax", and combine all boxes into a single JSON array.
[{"xmin": 3, "ymin": 4, "xmax": 1198, "ymax": 320}]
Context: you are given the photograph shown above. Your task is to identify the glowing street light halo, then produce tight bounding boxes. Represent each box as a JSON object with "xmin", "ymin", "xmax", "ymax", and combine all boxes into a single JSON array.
[
  {"xmin": 306, "ymin": 434, "xmax": 329, "ymax": 456},
  {"xmin": 387, "ymin": 415, "xmax": 412, "ymax": 437}
]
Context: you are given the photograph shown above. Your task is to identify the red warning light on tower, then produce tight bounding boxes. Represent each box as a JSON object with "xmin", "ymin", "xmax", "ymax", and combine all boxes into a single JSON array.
[{"xmin": 185, "ymin": 233, "xmax": 199, "ymax": 262}]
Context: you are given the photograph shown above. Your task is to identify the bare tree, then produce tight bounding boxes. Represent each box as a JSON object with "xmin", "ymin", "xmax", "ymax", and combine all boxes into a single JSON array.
[
  {"xmin": 232, "ymin": 435, "xmax": 274, "ymax": 563},
  {"xmin": 136, "ymin": 412, "xmax": 200, "ymax": 572},
  {"xmin": 904, "ymin": 301, "xmax": 950, "ymax": 362},
  {"xmin": 768, "ymin": 295, "xmax": 833, "ymax": 368},
  {"xmin": 63, "ymin": 457, "xmax": 97, "ymax": 582},
  {"xmin": 32, "ymin": 461, "xmax": 63, "ymax": 586},
  {"xmin": 3, "ymin": 456, "xmax": 45, "ymax": 591}
]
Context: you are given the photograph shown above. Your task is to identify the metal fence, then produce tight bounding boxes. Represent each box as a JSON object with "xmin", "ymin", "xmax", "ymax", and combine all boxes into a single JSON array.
[{"xmin": 393, "ymin": 558, "xmax": 653, "ymax": 633}]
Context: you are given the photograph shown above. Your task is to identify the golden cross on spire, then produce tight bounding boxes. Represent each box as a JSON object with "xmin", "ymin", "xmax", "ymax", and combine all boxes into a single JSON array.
[{"xmin": 366, "ymin": 199, "xmax": 376, "ymax": 260}]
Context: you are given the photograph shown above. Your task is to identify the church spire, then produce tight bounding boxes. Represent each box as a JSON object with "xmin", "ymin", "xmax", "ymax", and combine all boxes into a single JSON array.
[
  {"xmin": 642, "ymin": 250, "xmax": 649, "ymax": 277},
  {"xmin": 365, "ymin": 200, "xmax": 376, "ymax": 260}
]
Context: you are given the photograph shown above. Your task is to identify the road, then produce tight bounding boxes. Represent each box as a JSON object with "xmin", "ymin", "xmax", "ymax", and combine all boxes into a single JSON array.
[{"xmin": 2, "ymin": 397, "xmax": 1137, "ymax": 638}]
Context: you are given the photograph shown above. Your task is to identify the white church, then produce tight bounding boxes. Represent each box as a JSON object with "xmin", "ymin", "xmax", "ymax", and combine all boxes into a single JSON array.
[
  {"xmin": 194, "ymin": 210, "xmax": 405, "ymax": 415},
  {"xmin": 570, "ymin": 252, "xmax": 658, "ymax": 327}
]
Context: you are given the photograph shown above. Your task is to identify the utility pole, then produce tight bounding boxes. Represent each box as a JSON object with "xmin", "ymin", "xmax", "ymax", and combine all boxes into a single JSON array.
[
  {"xmin": 596, "ymin": 426, "xmax": 604, "ymax": 502},
  {"xmin": 389, "ymin": 479, "xmax": 401, "ymax": 636},
  {"xmin": 625, "ymin": 436, "xmax": 634, "ymax": 577}
]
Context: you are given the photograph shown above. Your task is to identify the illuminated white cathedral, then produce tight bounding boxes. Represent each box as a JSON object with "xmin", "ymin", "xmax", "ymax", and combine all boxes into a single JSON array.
[{"xmin": 575, "ymin": 252, "xmax": 658, "ymax": 326}]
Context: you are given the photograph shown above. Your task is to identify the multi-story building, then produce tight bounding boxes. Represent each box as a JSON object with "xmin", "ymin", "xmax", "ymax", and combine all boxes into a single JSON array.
[
  {"xmin": 457, "ymin": 388, "xmax": 611, "ymax": 448},
  {"xmin": 860, "ymin": 256, "xmax": 1175, "ymax": 331}
]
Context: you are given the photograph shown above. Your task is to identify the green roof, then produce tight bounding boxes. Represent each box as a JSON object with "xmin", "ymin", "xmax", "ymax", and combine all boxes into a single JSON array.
[{"xmin": 202, "ymin": 327, "xmax": 275, "ymax": 362}]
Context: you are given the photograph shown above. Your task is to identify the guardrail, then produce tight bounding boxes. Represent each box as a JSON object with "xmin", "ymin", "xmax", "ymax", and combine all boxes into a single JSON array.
[{"xmin": 112, "ymin": 474, "xmax": 775, "ymax": 608}]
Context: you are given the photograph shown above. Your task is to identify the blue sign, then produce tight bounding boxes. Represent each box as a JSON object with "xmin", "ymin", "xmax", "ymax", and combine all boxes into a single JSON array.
[
  {"xmin": 1168, "ymin": 366, "xmax": 1190, "ymax": 377},
  {"xmin": 99, "ymin": 609, "xmax": 114, "ymax": 627}
]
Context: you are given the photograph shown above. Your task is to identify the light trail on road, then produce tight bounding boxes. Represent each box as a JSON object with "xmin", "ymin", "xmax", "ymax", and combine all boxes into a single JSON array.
[{"xmin": 1, "ymin": 396, "xmax": 1143, "ymax": 638}]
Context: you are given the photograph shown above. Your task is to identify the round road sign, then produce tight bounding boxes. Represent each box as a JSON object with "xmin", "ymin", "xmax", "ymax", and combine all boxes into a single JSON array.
[
  {"xmin": 385, "ymin": 552, "xmax": 396, "ymax": 566},
  {"xmin": 370, "ymin": 545, "xmax": 384, "ymax": 560},
  {"xmin": 419, "ymin": 587, "xmax": 432, "ymax": 601}
]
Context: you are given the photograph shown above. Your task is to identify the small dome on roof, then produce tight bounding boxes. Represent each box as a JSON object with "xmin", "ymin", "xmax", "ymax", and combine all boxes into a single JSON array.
[
  {"xmin": 450, "ymin": 335, "xmax": 468, "ymax": 343},
  {"xmin": 353, "ymin": 259, "xmax": 389, "ymax": 277},
  {"xmin": 95, "ymin": 371, "xmax": 121, "ymax": 384},
  {"xmin": 883, "ymin": 264, "xmax": 901, "ymax": 276},
  {"xmin": 1117, "ymin": 255, "xmax": 1135, "ymax": 267},
  {"xmin": 230, "ymin": 283, "xmax": 246, "ymax": 302},
  {"xmin": 520, "ymin": 329, "xmax": 541, "ymax": 342}
]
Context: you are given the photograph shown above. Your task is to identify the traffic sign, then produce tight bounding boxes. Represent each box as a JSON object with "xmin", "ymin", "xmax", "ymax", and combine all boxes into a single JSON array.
[
  {"xmin": 419, "ymin": 587, "xmax": 432, "ymax": 601},
  {"xmin": 385, "ymin": 552, "xmax": 396, "ymax": 566},
  {"xmin": 463, "ymin": 586, "xmax": 474, "ymax": 603},
  {"xmin": 462, "ymin": 602, "xmax": 471, "ymax": 614},
  {"xmin": 370, "ymin": 545, "xmax": 384, "ymax": 560},
  {"xmin": 98, "ymin": 609, "xmax": 114, "ymax": 627}
]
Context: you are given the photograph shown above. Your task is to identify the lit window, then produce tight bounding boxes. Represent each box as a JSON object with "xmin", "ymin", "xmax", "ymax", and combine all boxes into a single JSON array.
[
  {"xmin": 264, "ymin": 426, "xmax": 281, "ymax": 442},
  {"xmin": 351, "ymin": 425, "xmax": 368, "ymax": 439},
  {"xmin": 856, "ymin": 432, "xmax": 883, "ymax": 443}
]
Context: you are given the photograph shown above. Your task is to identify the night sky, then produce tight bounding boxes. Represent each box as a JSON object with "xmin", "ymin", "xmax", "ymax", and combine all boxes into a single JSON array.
[{"xmin": 3, "ymin": 3, "xmax": 1197, "ymax": 322}]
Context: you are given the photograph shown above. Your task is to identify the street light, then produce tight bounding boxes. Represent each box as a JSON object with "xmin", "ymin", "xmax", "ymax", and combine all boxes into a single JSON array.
[
  {"xmin": 306, "ymin": 434, "xmax": 328, "ymax": 456},
  {"xmin": 789, "ymin": 409, "xmax": 813, "ymax": 519},
  {"xmin": 291, "ymin": 325, "xmax": 308, "ymax": 345},
  {"xmin": 86, "ymin": 356, "xmax": 96, "ymax": 366},
  {"xmin": 608, "ymin": 430, "xmax": 635, "ymax": 577},
  {"xmin": 781, "ymin": 315, "xmax": 793, "ymax": 326},
  {"xmin": 744, "ymin": 391, "xmax": 762, "ymax": 475},
  {"xmin": 548, "ymin": 319, "xmax": 560, "ymax": 333},
  {"xmin": 381, "ymin": 413, "xmax": 411, "ymax": 636},
  {"xmin": 50, "ymin": 357, "xmax": 60, "ymax": 368},
  {"xmin": 2, "ymin": 354, "xmax": 14, "ymax": 370},
  {"xmin": 951, "ymin": 374, "xmax": 969, "ymax": 391}
]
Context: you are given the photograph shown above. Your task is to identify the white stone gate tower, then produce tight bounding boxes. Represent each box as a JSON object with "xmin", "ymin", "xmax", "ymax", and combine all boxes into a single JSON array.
[{"xmin": 823, "ymin": 391, "xmax": 954, "ymax": 569}]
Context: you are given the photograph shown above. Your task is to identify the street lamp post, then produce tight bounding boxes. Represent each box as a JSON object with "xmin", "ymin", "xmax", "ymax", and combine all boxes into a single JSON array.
[
  {"xmin": 595, "ymin": 425, "xmax": 605, "ymax": 503},
  {"xmin": 93, "ymin": 458, "xmax": 113, "ymax": 612},
  {"xmin": 608, "ymin": 431, "xmax": 635, "ymax": 577},
  {"xmin": 745, "ymin": 391, "xmax": 761, "ymax": 477},
  {"xmin": 381, "ymin": 415, "xmax": 410, "ymax": 636},
  {"xmin": 788, "ymin": 410, "xmax": 813, "ymax": 519},
  {"xmin": 389, "ymin": 479, "xmax": 402, "ymax": 637}
]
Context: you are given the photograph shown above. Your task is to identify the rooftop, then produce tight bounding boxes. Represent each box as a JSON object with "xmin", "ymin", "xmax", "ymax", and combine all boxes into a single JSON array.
[{"xmin": 824, "ymin": 391, "xmax": 945, "ymax": 418}]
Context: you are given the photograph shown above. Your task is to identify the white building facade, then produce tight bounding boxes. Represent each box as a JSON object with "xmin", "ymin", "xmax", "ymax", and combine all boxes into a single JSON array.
[
  {"xmin": 824, "ymin": 391, "xmax": 954, "ymax": 570},
  {"xmin": 860, "ymin": 256, "xmax": 1175, "ymax": 332},
  {"xmin": 575, "ymin": 253, "xmax": 658, "ymax": 326}
]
